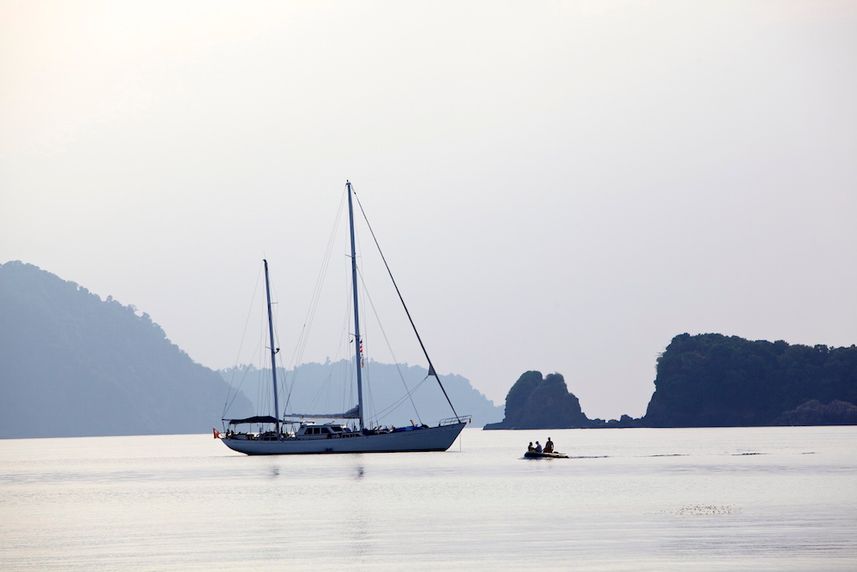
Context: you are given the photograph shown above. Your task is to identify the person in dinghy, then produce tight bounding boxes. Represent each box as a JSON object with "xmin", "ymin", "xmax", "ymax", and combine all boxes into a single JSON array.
[{"xmin": 524, "ymin": 437, "xmax": 568, "ymax": 459}]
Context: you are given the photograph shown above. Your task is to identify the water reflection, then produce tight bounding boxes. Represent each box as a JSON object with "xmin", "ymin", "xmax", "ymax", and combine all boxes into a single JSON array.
[{"xmin": 344, "ymin": 460, "xmax": 371, "ymax": 559}]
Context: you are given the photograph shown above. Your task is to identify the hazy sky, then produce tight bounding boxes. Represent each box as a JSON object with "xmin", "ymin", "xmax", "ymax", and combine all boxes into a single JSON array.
[{"xmin": 2, "ymin": 1, "xmax": 856, "ymax": 418}]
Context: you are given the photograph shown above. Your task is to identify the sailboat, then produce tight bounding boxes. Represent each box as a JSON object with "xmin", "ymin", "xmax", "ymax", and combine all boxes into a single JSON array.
[{"xmin": 218, "ymin": 181, "xmax": 469, "ymax": 455}]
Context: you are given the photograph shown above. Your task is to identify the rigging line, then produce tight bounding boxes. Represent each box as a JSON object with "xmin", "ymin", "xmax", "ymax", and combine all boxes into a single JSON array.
[
  {"xmin": 354, "ymin": 226, "xmax": 376, "ymax": 425},
  {"xmin": 357, "ymin": 266, "xmax": 422, "ymax": 424},
  {"xmin": 364, "ymin": 357, "xmax": 375, "ymax": 427},
  {"xmin": 283, "ymin": 254, "xmax": 353, "ymax": 417},
  {"xmin": 374, "ymin": 376, "xmax": 431, "ymax": 421},
  {"xmin": 268, "ymin": 280, "xmax": 292, "ymax": 422},
  {"xmin": 274, "ymin": 329, "xmax": 291, "ymax": 412},
  {"xmin": 286, "ymin": 188, "xmax": 347, "ymax": 388},
  {"xmin": 339, "ymin": 238, "xmax": 358, "ymax": 417},
  {"xmin": 308, "ymin": 357, "xmax": 338, "ymax": 414},
  {"xmin": 355, "ymin": 219, "xmax": 382, "ymax": 427},
  {"xmin": 282, "ymin": 216, "xmax": 346, "ymax": 415},
  {"xmin": 307, "ymin": 354, "xmax": 335, "ymax": 412},
  {"xmin": 222, "ymin": 364, "xmax": 254, "ymax": 420},
  {"xmin": 255, "ymin": 321, "xmax": 267, "ymax": 416},
  {"xmin": 336, "ymin": 334, "xmax": 352, "ymax": 414},
  {"xmin": 374, "ymin": 383, "xmax": 420, "ymax": 421},
  {"xmin": 275, "ymin": 331, "xmax": 290, "ymax": 417},
  {"xmin": 351, "ymin": 188, "xmax": 461, "ymax": 421},
  {"xmin": 333, "ymin": 305, "xmax": 349, "ymax": 415},
  {"xmin": 261, "ymin": 319, "xmax": 273, "ymax": 416},
  {"xmin": 224, "ymin": 320, "xmax": 264, "ymax": 416},
  {"xmin": 222, "ymin": 265, "xmax": 264, "ymax": 417},
  {"xmin": 338, "ymin": 277, "xmax": 354, "ymax": 410},
  {"xmin": 269, "ymin": 277, "xmax": 291, "ymax": 416}
]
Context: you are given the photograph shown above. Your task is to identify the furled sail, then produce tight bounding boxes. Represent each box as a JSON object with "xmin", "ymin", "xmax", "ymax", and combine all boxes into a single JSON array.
[
  {"xmin": 224, "ymin": 415, "xmax": 280, "ymax": 426},
  {"xmin": 285, "ymin": 405, "xmax": 360, "ymax": 419}
]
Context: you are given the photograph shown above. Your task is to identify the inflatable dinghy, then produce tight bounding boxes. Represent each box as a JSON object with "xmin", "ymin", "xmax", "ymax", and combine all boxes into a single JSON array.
[{"xmin": 524, "ymin": 451, "xmax": 569, "ymax": 459}]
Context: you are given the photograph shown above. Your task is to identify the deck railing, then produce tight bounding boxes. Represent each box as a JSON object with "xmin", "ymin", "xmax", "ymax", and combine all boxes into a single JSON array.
[{"xmin": 439, "ymin": 415, "xmax": 471, "ymax": 426}]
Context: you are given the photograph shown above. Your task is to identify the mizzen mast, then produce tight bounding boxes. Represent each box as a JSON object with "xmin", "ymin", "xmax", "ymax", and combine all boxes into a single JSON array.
[{"xmin": 263, "ymin": 259, "xmax": 281, "ymax": 437}]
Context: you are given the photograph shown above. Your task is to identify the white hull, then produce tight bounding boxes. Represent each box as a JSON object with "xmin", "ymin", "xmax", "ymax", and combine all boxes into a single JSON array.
[{"xmin": 220, "ymin": 422, "xmax": 466, "ymax": 455}]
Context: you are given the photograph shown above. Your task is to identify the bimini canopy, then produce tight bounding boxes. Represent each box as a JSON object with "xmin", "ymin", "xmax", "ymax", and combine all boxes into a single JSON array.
[
  {"xmin": 284, "ymin": 405, "xmax": 360, "ymax": 420},
  {"xmin": 224, "ymin": 415, "xmax": 280, "ymax": 426}
]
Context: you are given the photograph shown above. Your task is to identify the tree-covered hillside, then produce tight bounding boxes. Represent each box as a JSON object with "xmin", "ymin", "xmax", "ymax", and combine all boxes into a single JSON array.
[
  {"xmin": 0, "ymin": 261, "xmax": 250, "ymax": 438},
  {"xmin": 644, "ymin": 333, "xmax": 857, "ymax": 427}
]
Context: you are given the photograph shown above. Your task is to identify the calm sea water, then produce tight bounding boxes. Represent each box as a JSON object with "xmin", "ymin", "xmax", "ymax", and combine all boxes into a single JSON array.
[{"xmin": 1, "ymin": 427, "xmax": 855, "ymax": 571}]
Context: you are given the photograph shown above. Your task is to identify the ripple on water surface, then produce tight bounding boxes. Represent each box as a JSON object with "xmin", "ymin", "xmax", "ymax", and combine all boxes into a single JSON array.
[{"xmin": 0, "ymin": 427, "xmax": 856, "ymax": 571}]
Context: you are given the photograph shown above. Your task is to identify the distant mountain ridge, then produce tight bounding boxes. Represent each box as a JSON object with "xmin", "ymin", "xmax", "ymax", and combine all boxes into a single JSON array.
[
  {"xmin": 220, "ymin": 361, "xmax": 502, "ymax": 428},
  {"xmin": 6, "ymin": 260, "xmax": 854, "ymax": 437},
  {"xmin": 0, "ymin": 261, "xmax": 251, "ymax": 438}
]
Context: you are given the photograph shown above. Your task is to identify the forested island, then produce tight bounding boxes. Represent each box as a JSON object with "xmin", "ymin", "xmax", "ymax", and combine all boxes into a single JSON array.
[
  {"xmin": 643, "ymin": 333, "xmax": 857, "ymax": 427},
  {"xmin": 483, "ymin": 371, "xmax": 594, "ymax": 429},
  {"xmin": 486, "ymin": 334, "xmax": 857, "ymax": 429},
  {"xmin": 483, "ymin": 371, "xmax": 637, "ymax": 429}
]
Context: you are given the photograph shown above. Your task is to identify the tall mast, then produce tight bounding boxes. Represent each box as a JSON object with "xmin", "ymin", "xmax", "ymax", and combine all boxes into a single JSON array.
[
  {"xmin": 263, "ymin": 259, "xmax": 281, "ymax": 437},
  {"xmin": 351, "ymin": 192, "xmax": 462, "ymax": 422},
  {"xmin": 346, "ymin": 181, "xmax": 365, "ymax": 431}
]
